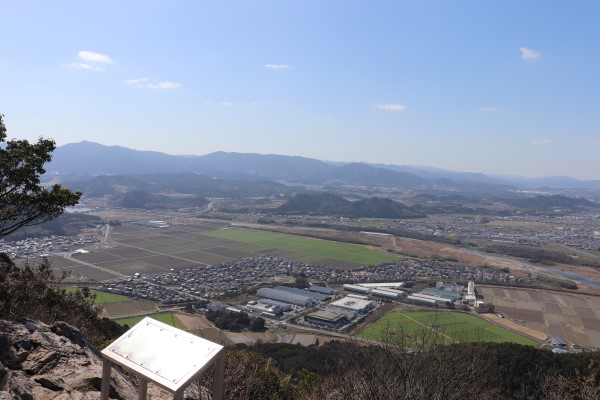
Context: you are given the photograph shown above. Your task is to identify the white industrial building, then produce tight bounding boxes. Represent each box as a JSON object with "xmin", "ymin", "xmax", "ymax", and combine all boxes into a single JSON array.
[
  {"xmin": 329, "ymin": 296, "xmax": 374, "ymax": 313},
  {"xmin": 468, "ymin": 281, "xmax": 475, "ymax": 295},
  {"xmin": 376, "ymin": 287, "xmax": 405, "ymax": 296},
  {"xmin": 357, "ymin": 282, "xmax": 404, "ymax": 289},
  {"xmin": 246, "ymin": 301, "xmax": 281, "ymax": 315},
  {"xmin": 406, "ymin": 293, "xmax": 451, "ymax": 305},
  {"xmin": 370, "ymin": 288, "xmax": 401, "ymax": 300},
  {"xmin": 347, "ymin": 294, "xmax": 369, "ymax": 300},
  {"xmin": 273, "ymin": 285, "xmax": 330, "ymax": 301},
  {"xmin": 342, "ymin": 284, "xmax": 372, "ymax": 295},
  {"xmin": 256, "ymin": 287, "xmax": 314, "ymax": 307},
  {"xmin": 258, "ymin": 299, "xmax": 293, "ymax": 312},
  {"xmin": 309, "ymin": 285, "xmax": 338, "ymax": 295}
]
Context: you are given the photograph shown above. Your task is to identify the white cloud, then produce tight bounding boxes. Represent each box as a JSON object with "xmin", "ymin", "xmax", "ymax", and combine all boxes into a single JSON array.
[
  {"xmin": 480, "ymin": 107, "xmax": 497, "ymax": 113},
  {"xmin": 78, "ymin": 50, "xmax": 113, "ymax": 64},
  {"xmin": 125, "ymin": 78, "xmax": 181, "ymax": 90},
  {"xmin": 63, "ymin": 50, "xmax": 114, "ymax": 71},
  {"xmin": 63, "ymin": 62, "xmax": 103, "ymax": 71},
  {"xmin": 520, "ymin": 47, "xmax": 540, "ymax": 61},
  {"xmin": 124, "ymin": 77, "xmax": 149, "ymax": 85},
  {"xmin": 265, "ymin": 64, "xmax": 290, "ymax": 69},
  {"xmin": 588, "ymin": 140, "xmax": 600, "ymax": 145},
  {"xmin": 530, "ymin": 138, "xmax": 553, "ymax": 145},
  {"xmin": 202, "ymin": 100, "xmax": 235, "ymax": 106},
  {"xmin": 375, "ymin": 104, "xmax": 406, "ymax": 111},
  {"xmin": 244, "ymin": 101, "xmax": 263, "ymax": 107},
  {"xmin": 147, "ymin": 81, "xmax": 181, "ymax": 90}
]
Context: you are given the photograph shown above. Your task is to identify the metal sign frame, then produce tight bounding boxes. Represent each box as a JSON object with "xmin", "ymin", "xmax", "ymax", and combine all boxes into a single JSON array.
[{"xmin": 100, "ymin": 317, "xmax": 225, "ymax": 400}]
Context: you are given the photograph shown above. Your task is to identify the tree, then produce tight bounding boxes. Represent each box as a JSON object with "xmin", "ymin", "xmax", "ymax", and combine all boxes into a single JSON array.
[{"xmin": 0, "ymin": 114, "xmax": 81, "ymax": 238}]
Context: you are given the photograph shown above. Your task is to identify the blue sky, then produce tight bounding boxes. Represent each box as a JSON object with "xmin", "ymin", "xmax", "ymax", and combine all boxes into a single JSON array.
[{"xmin": 1, "ymin": 1, "xmax": 599, "ymax": 179}]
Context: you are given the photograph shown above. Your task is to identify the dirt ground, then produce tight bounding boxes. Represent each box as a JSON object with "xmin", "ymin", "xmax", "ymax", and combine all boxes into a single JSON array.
[
  {"xmin": 102, "ymin": 299, "xmax": 158, "ymax": 317},
  {"xmin": 174, "ymin": 313, "xmax": 213, "ymax": 330},
  {"xmin": 480, "ymin": 313, "xmax": 548, "ymax": 342},
  {"xmin": 480, "ymin": 286, "xmax": 600, "ymax": 347}
]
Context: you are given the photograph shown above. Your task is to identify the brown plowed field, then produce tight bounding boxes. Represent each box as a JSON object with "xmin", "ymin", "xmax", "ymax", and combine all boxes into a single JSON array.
[
  {"xmin": 479, "ymin": 313, "xmax": 547, "ymax": 341},
  {"xmin": 102, "ymin": 299, "xmax": 158, "ymax": 317},
  {"xmin": 480, "ymin": 286, "xmax": 600, "ymax": 347}
]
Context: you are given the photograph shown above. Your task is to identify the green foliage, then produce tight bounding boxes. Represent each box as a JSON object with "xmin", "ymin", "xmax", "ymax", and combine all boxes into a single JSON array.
[
  {"xmin": 240, "ymin": 341, "xmax": 600, "ymax": 400},
  {"xmin": 537, "ymin": 275, "xmax": 579, "ymax": 290},
  {"xmin": 221, "ymin": 349, "xmax": 300, "ymax": 400},
  {"xmin": 121, "ymin": 189, "xmax": 164, "ymax": 209},
  {"xmin": 206, "ymin": 310, "xmax": 266, "ymax": 332},
  {"xmin": 0, "ymin": 257, "xmax": 126, "ymax": 347},
  {"xmin": 3, "ymin": 212, "xmax": 101, "ymax": 241},
  {"xmin": 241, "ymin": 341, "xmax": 356, "ymax": 380},
  {"xmin": 0, "ymin": 114, "xmax": 81, "ymax": 238},
  {"xmin": 483, "ymin": 243, "xmax": 579, "ymax": 266},
  {"xmin": 508, "ymin": 195, "xmax": 594, "ymax": 213}
]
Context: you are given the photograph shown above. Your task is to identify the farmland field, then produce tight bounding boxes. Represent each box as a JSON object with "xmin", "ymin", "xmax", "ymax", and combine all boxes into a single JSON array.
[
  {"xmin": 92, "ymin": 290, "xmax": 129, "ymax": 303},
  {"xmin": 200, "ymin": 228, "xmax": 399, "ymax": 267},
  {"xmin": 63, "ymin": 287, "xmax": 129, "ymax": 303},
  {"xmin": 102, "ymin": 299, "xmax": 158, "ymax": 317},
  {"xmin": 45, "ymin": 223, "xmax": 400, "ymax": 281},
  {"xmin": 114, "ymin": 312, "xmax": 183, "ymax": 329},
  {"xmin": 479, "ymin": 286, "xmax": 600, "ymax": 347},
  {"xmin": 358, "ymin": 310, "xmax": 538, "ymax": 346}
]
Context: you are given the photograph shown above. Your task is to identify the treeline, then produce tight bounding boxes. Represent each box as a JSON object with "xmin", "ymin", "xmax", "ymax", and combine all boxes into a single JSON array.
[
  {"xmin": 279, "ymin": 218, "xmax": 463, "ymax": 245},
  {"xmin": 239, "ymin": 341, "xmax": 600, "ymax": 399},
  {"xmin": 205, "ymin": 310, "xmax": 265, "ymax": 332},
  {"xmin": 121, "ymin": 189, "xmax": 209, "ymax": 210},
  {"xmin": 0, "ymin": 255, "xmax": 127, "ymax": 347},
  {"xmin": 3, "ymin": 213, "xmax": 102, "ymax": 241},
  {"xmin": 483, "ymin": 243, "xmax": 580, "ymax": 266}
]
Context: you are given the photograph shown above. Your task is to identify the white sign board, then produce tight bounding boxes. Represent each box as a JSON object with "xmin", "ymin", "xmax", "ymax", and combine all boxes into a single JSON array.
[{"xmin": 102, "ymin": 317, "xmax": 224, "ymax": 393}]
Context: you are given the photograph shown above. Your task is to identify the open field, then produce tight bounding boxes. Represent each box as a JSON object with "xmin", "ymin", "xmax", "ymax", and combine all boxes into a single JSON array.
[
  {"xmin": 114, "ymin": 312, "xmax": 183, "ymax": 329},
  {"xmin": 479, "ymin": 286, "xmax": 600, "ymax": 347},
  {"xmin": 101, "ymin": 299, "xmax": 158, "ymax": 317},
  {"xmin": 42, "ymin": 223, "xmax": 399, "ymax": 281},
  {"xmin": 85, "ymin": 289, "xmax": 129, "ymax": 304},
  {"xmin": 62, "ymin": 287, "xmax": 129, "ymax": 303},
  {"xmin": 358, "ymin": 310, "xmax": 538, "ymax": 346},
  {"xmin": 479, "ymin": 313, "xmax": 548, "ymax": 342},
  {"xmin": 201, "ymin": 228, "xmax": 398, "ymax": 267}
]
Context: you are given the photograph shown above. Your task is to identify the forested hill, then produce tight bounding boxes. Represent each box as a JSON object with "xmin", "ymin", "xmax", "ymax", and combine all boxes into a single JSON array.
[
  {"xmin": 507, "ymin": 194, "xmax": 595, "ymax": 211},
  {"xmin": 277, "ymin": 193, "xmax": 426, "ymax": 218}
]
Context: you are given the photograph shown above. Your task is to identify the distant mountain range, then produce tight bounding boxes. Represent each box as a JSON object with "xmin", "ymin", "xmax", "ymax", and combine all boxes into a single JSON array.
[{"xmin": 46, "ymin": 141, "xmax": 600, "ymax": 190}]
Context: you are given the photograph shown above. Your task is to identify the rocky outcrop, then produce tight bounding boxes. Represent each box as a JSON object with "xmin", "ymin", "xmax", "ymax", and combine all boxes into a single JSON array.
[{"xmin": 0, "ymin": 319, "xmax": 140, "ymax": 400}]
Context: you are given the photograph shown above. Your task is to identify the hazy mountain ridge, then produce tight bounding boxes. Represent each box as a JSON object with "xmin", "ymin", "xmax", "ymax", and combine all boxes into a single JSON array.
[{"xmin": 48, "ymin": 141, "xmax": 600, "ymax": 190}]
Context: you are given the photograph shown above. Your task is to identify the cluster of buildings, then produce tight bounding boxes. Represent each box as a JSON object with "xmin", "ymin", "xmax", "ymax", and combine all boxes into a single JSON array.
[
  {"xmin": 304, "ymin": 295, "xmax": 375, "ymax": 330},
  {"xmin": 99, "ymin": 255, "xmax": 518, "ymax": 305},
  {"xmin": 342, "ymin": 282, "xmax": 406, "ymax": 300},
  {"xmin": 0, "ymin": 234, "xmax": 100, "ymax": 258},
  {"xmin": 256, "ymin": 285, "xmax": 333, "ymax": 307},
  {"xmin": 407, "ymin": 282, "xmax": 463, "ymax": 306},
  {"xmin": 97, "ymin": 279, "xmax": 197, "ymax": 304},
  {"xmin": 387, "ymin": 213, "xmax": 600, "ymax": 252}
]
